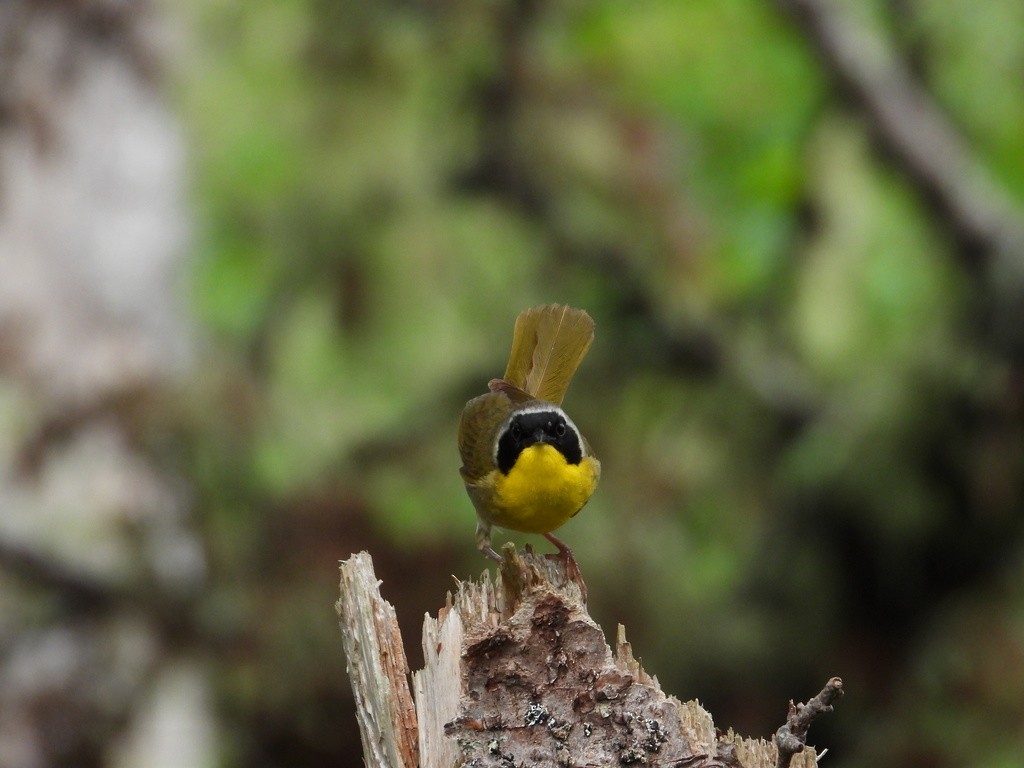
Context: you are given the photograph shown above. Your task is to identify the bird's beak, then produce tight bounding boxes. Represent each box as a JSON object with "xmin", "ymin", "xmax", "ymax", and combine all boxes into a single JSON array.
[{"xmin": 531, "ymin": 429, "xmax": 547, "ymax": 445}]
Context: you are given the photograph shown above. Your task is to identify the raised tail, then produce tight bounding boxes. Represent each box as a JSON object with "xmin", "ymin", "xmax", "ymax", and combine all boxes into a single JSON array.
[{"xmin": 502, "ymin": 304, "xmax": 595, "ymax": 405}]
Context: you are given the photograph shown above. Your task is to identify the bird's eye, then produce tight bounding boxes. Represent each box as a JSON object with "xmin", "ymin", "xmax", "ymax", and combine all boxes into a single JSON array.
[
  {"xmin": 555, "ymin": 420, "xmax": 566, "ymax": 437},
  {"xmin": 511, "ymin": 422, "xmax": 522, "ymax": 441}
]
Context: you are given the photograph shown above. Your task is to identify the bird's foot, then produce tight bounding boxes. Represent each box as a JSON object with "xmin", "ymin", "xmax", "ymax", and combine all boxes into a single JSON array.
[{"xmin": 543, "ymin": 532, "xmax": 588, "ymax": 603}]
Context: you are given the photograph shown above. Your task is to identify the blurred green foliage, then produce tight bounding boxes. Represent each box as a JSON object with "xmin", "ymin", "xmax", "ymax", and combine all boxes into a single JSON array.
[{"xmin": 173, "ymin": 1, "xmax": 1024, "ymax": 766}]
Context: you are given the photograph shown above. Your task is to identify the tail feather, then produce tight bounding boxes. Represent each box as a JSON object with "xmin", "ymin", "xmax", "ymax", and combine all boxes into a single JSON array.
[{"xmin": 502, "ymin": 304, "xmax": 594, "ymax": 405}]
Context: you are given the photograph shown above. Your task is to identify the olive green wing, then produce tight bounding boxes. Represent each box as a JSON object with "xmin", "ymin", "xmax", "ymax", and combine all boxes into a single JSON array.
[
  {"xmin": 458, "ymin": 391, "xmax": 514, "ymax": 483},
  {"xmin": 502, "ymin": 304, "xmax": 595, "ymax": 405}
]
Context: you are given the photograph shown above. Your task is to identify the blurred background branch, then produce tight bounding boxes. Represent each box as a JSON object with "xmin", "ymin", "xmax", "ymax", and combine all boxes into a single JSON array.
[
  {"xmin": 776, "ymin": 0, "xmax": 1024, "ymax": 270},
  {"xmin": 776, "ymin": 0, "xmax": 1024, "ymax": 361}
]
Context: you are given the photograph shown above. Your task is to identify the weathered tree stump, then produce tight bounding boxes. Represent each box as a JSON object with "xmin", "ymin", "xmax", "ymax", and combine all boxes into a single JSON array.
[{"xmin": 337, "ymin": 546, "xmax": 835, "ymax": 768}]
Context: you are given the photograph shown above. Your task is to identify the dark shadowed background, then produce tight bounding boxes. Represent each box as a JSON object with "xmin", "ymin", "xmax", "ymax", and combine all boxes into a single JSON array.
[{"xmin": 1, "ymin": 0, "xmax": 1023, "ymax": 766}]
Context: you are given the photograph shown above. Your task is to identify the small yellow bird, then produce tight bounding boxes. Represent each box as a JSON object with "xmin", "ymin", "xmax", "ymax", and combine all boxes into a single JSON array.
[{"xmin": 458, "ymin": 304, "xmax": 600, "ymax": 565}]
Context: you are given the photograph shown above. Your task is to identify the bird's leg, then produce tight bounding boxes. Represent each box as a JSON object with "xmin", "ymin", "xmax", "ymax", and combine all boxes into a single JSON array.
[
  {"xmin": 543, "ymin": 532, "xmax": 587, "ymax": 602},
  {"xmin": 476, "ymin": 520, "xmax": 502, "ymax": 562},
  {"xmin": 543, "ymin": 531, "xmax": 577, "ymax": 563}
]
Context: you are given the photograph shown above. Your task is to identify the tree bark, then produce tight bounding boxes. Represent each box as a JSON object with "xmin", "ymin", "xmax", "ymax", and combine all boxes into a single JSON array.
[{"xmin": 338, "ymin": 547, "xmax": 829, "ymax": 768}]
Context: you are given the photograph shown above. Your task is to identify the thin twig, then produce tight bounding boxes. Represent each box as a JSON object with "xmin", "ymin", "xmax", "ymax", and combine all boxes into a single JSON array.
[{"xmin": 774, "ymin": 677, "xmax": 844, "ymax": 768}]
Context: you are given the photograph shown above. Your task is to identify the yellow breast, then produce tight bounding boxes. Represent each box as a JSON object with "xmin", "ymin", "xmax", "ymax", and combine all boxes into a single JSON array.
[{"xmin": 488, "ymin": 444, "xmax": 599, "ymax": 534}]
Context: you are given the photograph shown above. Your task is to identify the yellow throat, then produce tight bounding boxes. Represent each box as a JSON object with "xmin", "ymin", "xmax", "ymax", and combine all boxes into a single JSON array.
[{"xmin": 490, "ymin": 443, "xmax": 598, "ymax": 535}]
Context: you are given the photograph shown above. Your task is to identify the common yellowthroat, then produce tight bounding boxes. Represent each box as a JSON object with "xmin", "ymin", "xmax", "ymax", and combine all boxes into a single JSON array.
[{"xmin": 458, "ymin": 304, "xmax": 600, "ymax": 564}]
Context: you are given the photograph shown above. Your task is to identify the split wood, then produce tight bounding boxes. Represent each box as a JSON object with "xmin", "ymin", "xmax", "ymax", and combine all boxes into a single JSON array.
[{"xmin": 337, "ymin": 546, "xmax": 840, "ymax": 768}]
